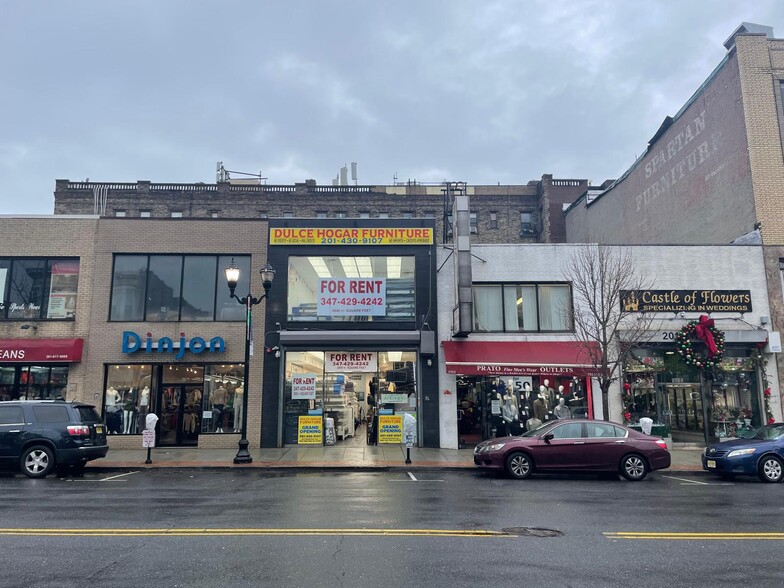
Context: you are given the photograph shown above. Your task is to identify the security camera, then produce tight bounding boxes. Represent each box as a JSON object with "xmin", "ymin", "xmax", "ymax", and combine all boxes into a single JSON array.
[{"xmin": 678, "ymin": 311, "xmax": 686, "ymax": 318}]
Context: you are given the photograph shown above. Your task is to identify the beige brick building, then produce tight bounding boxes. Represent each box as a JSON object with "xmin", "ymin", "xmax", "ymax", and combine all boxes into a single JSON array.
[{"xmin": 0, "ymin": 216, "xmax": 270, "ymax": 451}]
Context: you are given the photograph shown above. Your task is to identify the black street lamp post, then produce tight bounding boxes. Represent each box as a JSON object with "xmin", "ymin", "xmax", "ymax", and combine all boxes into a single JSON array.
[{"xmin": 225, "ymin": 259, "xmax": 276, "ymax": 464}]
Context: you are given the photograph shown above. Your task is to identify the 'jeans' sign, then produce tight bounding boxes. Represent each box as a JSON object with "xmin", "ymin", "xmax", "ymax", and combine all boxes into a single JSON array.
[{"xmin": 122, "ymin": 331, "xmax": 225, "ymax": 360}]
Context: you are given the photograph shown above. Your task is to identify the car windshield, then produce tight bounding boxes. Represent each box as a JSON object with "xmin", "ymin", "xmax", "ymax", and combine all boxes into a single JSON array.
[{"xmin": 747, "ymin": 424, "xmax": 784, "ymax": 441}]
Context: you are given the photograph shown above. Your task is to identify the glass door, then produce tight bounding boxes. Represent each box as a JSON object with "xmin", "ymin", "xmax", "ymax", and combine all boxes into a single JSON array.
[
  {"xmin": 661, "ymin": 383, "xmax": 704, "ymax": 443},
  {"xmin": 157, "ymin": 384, "xmax": 201, "ymax": 447}
]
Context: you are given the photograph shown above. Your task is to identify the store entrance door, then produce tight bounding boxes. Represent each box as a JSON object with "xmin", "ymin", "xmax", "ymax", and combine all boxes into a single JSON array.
[
  {"xmin": 157, "ymin": 384, "xmax": 201, "ymax": 447},
  {"xmin": 661, "ymin": 383, "xmax": 704, "ymax": 444}
]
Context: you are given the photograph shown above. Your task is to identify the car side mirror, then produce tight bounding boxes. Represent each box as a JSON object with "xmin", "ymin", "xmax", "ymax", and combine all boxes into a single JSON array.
[{"xmin": 543, "ymin": 433, "xmax": 554, "ymax": 443}]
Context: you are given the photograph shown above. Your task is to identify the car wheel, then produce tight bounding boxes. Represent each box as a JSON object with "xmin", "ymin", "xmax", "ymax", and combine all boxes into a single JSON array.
[
  {"xmin": 619, "ymin": 454, "xmax": 648, "ymax": 481},
  {"xmin": 505, "ymin": 452, "xmax": 533, "ymax": 479},
  {"xmin": 757, "ymin": 455, "xmax": 783, "ymax": 483},
  {"xmin": 21, "ymin": 445, "xmax": 55, "ymax": 479}
]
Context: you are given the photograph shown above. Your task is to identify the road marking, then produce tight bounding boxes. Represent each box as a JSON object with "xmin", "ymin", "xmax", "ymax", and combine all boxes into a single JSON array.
[
  {"xmin": 407, "ymin": 472, "xmax": 417, "ymax": 481},
  {"xmin": 0, "ymin": 528, "xmax": 510, "ymax": 538},
  {"xmin": 661, "ymin": 475, "xmax": 711, "ymax": 485},
  {"xmin": 100, "ymin": 471, "xmax": 140, "ymax": 482},
  {"xmin": 605, "ymin": 532, "xmax": 784, "ymax": 541}
]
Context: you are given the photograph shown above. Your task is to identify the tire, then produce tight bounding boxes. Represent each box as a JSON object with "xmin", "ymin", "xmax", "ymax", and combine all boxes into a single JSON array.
[
  {"xmin": 21, "ymin": 445, "xmax": 55, "ymax": 479},
  {"xmin": 505, "ymin": 451, "xmax": 533, "ymax": 479},
  {"xmin": 757, "ymin": 455, "xmax": 783, "ymax": 483},
  {"xmin": 619, "ymin": 454, "xmax": 648, "ymax": 481}
]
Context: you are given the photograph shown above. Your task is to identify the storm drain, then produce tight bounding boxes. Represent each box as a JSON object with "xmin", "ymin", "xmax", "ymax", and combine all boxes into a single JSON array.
[{"xmin": 502, "ymin": 527, "xmax": 564, "ymax": 538}]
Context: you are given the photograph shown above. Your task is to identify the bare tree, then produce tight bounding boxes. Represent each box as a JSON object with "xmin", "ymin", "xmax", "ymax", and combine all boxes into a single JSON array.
[{"xmin": 562, "ymin": 245, "xmax": 655, "ymax": 421}]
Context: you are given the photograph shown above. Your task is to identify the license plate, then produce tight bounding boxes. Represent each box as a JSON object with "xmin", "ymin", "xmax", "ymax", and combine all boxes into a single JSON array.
[
  {"xmin": 95, "ymin": 425, "xmax": 104, "ymax": 434},
  {"xmin": 707, "ymin": 459, "xmax": 716, "ymax": 468}
]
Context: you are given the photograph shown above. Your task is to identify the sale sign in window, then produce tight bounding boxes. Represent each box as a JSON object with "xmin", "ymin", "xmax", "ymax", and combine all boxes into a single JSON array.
[{"xmin": 317, "ymin": 278, "xmax": 386, "ymax": 317}]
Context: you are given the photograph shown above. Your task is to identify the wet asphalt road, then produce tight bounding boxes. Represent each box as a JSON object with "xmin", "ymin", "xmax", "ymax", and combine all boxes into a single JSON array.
[{"xmin": 0, "ymin": 468, "xmax": 783, "ymax": 588}]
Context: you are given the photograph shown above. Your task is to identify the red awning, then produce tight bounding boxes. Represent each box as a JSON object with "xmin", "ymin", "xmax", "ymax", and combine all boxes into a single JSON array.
[
  {"xmin": 442, "ymin": 340, "xmax": 601, "ymax": 377},
  {"xmin": 0, "ymin": 339, "xmax": 84, "ymax": 363}
]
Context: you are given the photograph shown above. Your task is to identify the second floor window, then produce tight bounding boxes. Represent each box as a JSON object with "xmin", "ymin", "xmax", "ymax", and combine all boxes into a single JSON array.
[
  {"xmin": 0, "ymin": 258, "xmax": 80, "ymax": 320},
  {"xmin": 110, "ymin": 254, "xmax": 250, "ymax": 322},
  {"xmin": 473, "ymin": 283, "xmax": 572, "ymax": 332},
  {"xmin": 470, "ymin": 213, "xmax": 478, "ymax": 234}
]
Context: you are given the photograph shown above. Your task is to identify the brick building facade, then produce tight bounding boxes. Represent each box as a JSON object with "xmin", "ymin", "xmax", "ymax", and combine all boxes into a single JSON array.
[{"xmin": 53, "ymin": 175, "xmax": 593, "ymax": 245}]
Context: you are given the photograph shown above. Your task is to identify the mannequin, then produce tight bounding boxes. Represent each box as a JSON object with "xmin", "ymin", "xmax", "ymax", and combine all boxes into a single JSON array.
[
  {"xmin": 233, "ymin": 385, "xmax": 244, "ymax": 433},
  {"xmin": 105, "ymin": 387, "xmax": 121, "ymax": 434},
  {"xmin": 538, "ymin": 385, "xmax": 550, "ymax": 411},
  {"xmin": 139, "ymin": 386, "xmax": 150, "ymax": 414},
  {"xmin": 122, "ymin": 388, "xmax": 136, "ymax": 434},
  {"xmin": 533, "ymin": 393, "xmax": 547, "ymax": 421},
  {"xmin": 211, "ymin": 385, "xmax": 228, "ymax": 433},
  {"xmin": 526, "ymin": 416, "xmax": 543, "ymax": 431},
  {"xmin": 542, "ymin": 378, "xmax": 555, "ymax": 406},
  {"xmin": 553, "ymin": 397, "xmax": 572, "ymax": 419},
  {"xmin": 502, "ymin": 396, "xmax": 523, "ymax": 435},
  {"xmin": 557, "ymin": 385, "xmax": 564, "ymax": 399},
  {"xmin": 105, "ymin": 387, "xmax": 120, "ymax": 407}
]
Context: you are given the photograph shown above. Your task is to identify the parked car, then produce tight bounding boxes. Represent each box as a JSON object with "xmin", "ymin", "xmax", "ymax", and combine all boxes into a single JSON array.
[
  {"xmin": 473, "ymin": 419, "xmax": 670, "ymax": 481},
  {"xmin": 702, "ymin": 423, "xmax": 784, "ymax": 483},
  {"xmin": 0, "ymin": 400, "xmax": 108, "ymax": 478}
]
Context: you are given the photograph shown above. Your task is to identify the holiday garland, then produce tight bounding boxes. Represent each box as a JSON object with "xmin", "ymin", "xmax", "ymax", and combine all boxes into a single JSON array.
[
  {"xmin": 752, "ymin": 346, "xmax": 776, "ymax": 425},
  {"xmin": 675, "ymin": 316, "xmax": 725, "ymax": 369}
]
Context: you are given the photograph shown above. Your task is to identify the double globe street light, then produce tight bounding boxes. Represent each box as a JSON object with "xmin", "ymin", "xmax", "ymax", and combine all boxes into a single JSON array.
[{"xmin": 224, "ymin": 259, "xmax": 276, "ymax": 464}]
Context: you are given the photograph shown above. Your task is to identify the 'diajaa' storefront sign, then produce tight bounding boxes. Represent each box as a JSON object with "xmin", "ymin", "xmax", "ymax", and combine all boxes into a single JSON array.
[{"xmin": 621, "ymin": 290, "xmax": 752, "ymax": 313}]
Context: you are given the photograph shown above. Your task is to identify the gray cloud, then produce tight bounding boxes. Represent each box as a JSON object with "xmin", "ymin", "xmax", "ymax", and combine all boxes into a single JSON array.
[{"xmin": 0, "ymin": 0, "xmax": 781, "ymax": 213}]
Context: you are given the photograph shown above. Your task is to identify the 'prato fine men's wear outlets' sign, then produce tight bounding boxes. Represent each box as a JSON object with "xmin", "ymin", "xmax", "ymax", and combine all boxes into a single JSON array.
[
  {"xmin": 270, "ymin": 227, "xmax": 433, "ymax": 246},
  {"xmin": 318, "ymin": 278, "xmax": 386, "ymax": 316}
]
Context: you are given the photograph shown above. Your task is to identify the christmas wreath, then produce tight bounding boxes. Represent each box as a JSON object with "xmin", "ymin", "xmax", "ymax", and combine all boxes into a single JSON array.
[{"xmin": 675, "ymin": 314, "xmax": 725, "ymax": 369}]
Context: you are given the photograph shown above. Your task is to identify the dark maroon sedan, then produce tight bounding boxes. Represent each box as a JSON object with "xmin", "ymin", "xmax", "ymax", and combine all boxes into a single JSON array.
[{"xmin": 473, "ymin": 420, "xmax": 670, "ymax": 481}]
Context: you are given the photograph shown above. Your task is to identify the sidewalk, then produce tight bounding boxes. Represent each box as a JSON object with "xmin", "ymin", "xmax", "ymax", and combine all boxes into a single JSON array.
[{"xmin": 87, "ymin": 446, "xmax": 705, "ymax": 473}]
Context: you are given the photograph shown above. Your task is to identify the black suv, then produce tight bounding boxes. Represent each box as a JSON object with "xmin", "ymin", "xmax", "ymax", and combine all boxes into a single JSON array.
[{"xmin": 0, "ymin": 400, "xmax": 108, "ymax": 478}]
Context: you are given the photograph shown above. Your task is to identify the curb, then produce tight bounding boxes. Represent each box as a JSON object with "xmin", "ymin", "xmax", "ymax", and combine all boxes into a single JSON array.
[{"xmin": 84, "ymin": 464, "xmax": 709, "ymax": 475}]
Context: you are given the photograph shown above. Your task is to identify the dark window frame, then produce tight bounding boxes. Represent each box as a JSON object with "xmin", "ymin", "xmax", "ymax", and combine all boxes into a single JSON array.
[{"xmin": 109, "ymin": 253, "xmax": 250, "ymax": 322}]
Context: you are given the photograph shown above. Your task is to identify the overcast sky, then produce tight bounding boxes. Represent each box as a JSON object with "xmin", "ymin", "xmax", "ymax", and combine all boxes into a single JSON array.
[{"xmin": 1, "ymin": 1, "xmax": 782, "ymax": 214}]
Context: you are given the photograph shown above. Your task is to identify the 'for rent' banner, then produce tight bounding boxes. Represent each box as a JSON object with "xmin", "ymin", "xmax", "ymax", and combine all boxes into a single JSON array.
[{"xmin": 317, "ymin": 278, "xmax": 386, "ymax": 317}]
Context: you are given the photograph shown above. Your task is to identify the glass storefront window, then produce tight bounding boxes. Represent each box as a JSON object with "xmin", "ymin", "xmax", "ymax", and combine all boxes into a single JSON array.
[
  {"xmin": 282, "ymin": 350, "xmax": 418, "ymax": 446},
  {"xmin": 104, "ymin": 364, "xmax": 154, "ymax": 435},
  {"xmin": 201, "ymin": 364, "xmax": 245, "ymax": 434},
  {"xmin": 624, "ymin": 347, "xmax": 763, "ymax": 444},
  {"xmin": 0, "ymin": 365, "xmax": 70, "ymax": 402},
  {"xmin": 287, "ymin": 256, "xmax": 415, "ymax": 322}
]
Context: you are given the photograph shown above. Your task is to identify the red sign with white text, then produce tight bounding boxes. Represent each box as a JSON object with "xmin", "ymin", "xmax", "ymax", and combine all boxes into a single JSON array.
[{"xmin": 0, "ymin": 339, "xmax": 84, "ymax": 363}]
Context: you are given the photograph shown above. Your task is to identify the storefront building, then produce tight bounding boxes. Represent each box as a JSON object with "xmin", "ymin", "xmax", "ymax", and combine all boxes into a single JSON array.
[
  {"xmin": 0, "ymin": 217, "xmax": 98, "ymax": 408},
  {"xmin": 620, "ymin": 288, "xmax": 774, "ymax": 445},
  {"xmin": 82, "ymin": 218, "xmax": 270, "ymax": 450},
  {"xmin": 438, "ymin": 243, "xmax": 781, "ymax": 448},
  {"xmin": 261, "ymin": 219, "xmax": 439, "ymax": 448}
]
